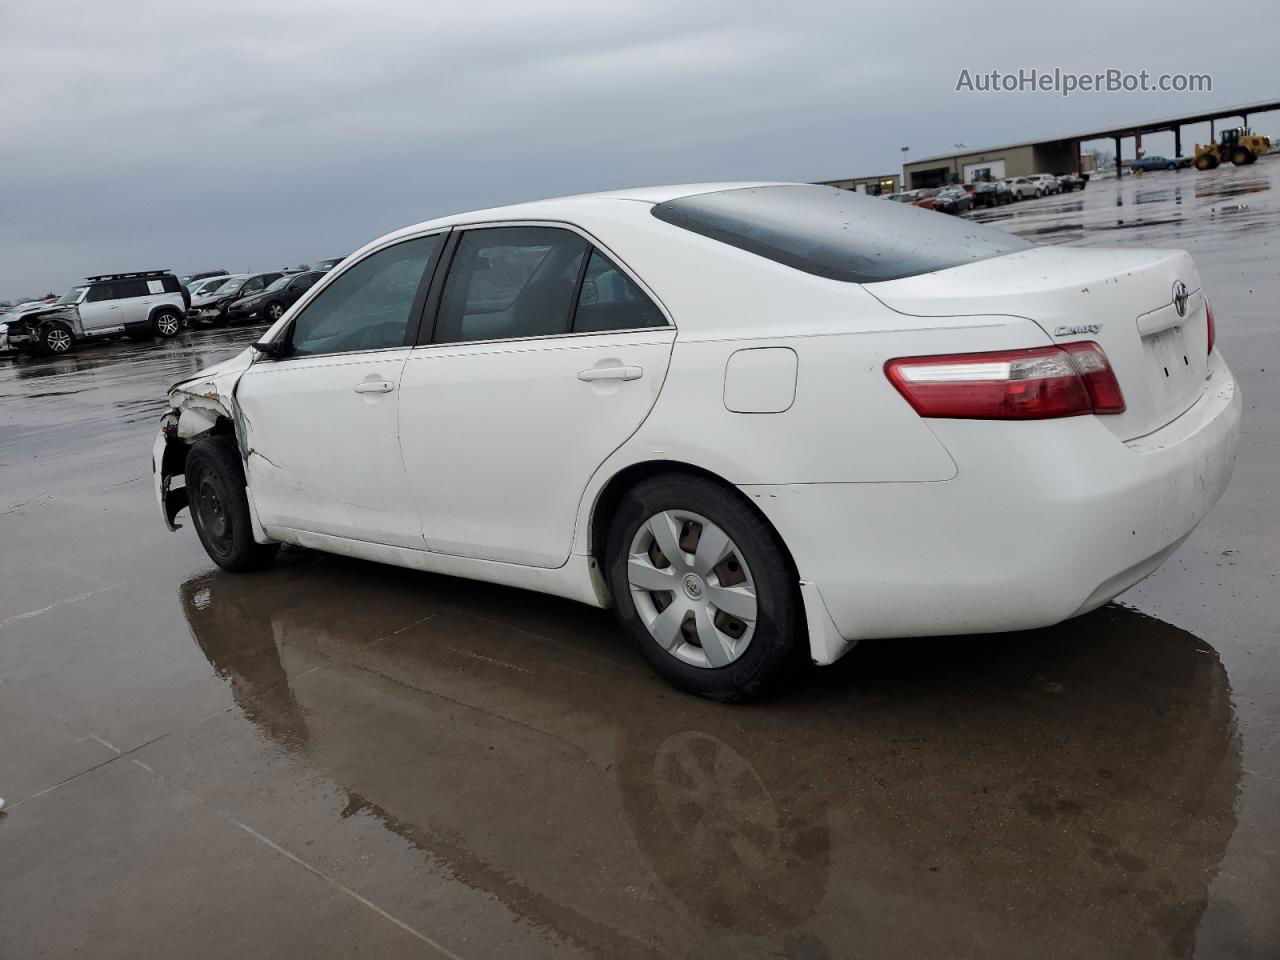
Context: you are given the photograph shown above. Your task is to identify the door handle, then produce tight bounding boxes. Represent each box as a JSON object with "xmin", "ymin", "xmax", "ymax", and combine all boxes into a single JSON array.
[
  {"xmin": 578, "ymin": 365, "xmax": 643, "ymax": 382},
  {"xmin": 353, "ymin": 380, "xmax": 395, "ymax": 394}
]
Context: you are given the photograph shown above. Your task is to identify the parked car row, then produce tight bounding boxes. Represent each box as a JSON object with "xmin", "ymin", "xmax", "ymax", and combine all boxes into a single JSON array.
[
  {"xmin": 2, "ymin": 256, "xmax": 349, "ymax": 357},
  {"xmin": 885, "ymin": 172, "xmax": 1088, "ymax": 216}
]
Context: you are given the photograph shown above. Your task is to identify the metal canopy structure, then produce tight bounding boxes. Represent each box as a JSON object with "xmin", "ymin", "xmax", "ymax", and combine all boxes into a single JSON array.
[{"xmin": 905, "ymin": 98, "xmax": 1280, "ymax": 177}]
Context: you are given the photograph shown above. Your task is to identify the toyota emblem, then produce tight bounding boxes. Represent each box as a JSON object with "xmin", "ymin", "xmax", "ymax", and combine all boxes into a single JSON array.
[{"xmin": 1172, "ymin": 280, "xmax": 1190, "ymax": 318}]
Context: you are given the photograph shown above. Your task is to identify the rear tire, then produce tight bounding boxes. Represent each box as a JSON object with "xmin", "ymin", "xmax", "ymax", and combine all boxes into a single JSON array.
[
  {"xmin": 605, "ymin": 474, "xmax": 802, "ymax": 702},
  {"xmin": 40, "ymin": 321, "xmax": 75, "ymax": 356},
  {"xmin": 1231, "ymin": 148, "xmax": 1254, "ymax": 166},
  {"xmin": 153, "ymin": 309, "xmax": 182, "ymax": 338},
  {"xmin": 184, "ymin": 435, "xmax": 279, "ymax": 572}
]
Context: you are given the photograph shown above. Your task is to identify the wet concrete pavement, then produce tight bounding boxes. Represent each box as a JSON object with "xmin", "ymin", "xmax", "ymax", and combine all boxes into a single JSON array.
[{"xmin": 2, "ymin": 163, "xmax": 1278, "ymax": 959}]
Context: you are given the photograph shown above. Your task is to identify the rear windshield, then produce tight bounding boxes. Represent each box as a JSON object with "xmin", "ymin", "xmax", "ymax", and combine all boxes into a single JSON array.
[{"xmin": 651, "ymin": 184, "xmax": 1031, "ymax": 283}]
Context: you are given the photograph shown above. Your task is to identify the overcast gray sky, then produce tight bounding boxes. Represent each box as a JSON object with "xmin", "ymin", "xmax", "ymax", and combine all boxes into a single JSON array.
[{"xmin": 1, "ymin": 0, "xmax": 1276, "ymax": 300}]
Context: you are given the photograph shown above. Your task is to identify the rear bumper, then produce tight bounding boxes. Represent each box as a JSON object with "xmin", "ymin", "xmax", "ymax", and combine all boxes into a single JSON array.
[{"xmin": 744, "ymin": 353, "xmax": 1241, "ymax": 645}]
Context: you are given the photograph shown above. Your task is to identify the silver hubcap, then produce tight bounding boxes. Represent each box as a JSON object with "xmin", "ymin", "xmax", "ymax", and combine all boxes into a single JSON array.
[
  {"xmin": 158, "ymin": 315, "xmax": 179, "ymax": 335},
  {"xmin": 628, "ymin": 510, "xmax": 757, "ymax": 669},
  {"xmin": 47, "ymin": 329, "xmax": 71, "ymax": 352},
  {"xmin": 269, "ymin": 305, "xmax": 283, "ymax": 320}
]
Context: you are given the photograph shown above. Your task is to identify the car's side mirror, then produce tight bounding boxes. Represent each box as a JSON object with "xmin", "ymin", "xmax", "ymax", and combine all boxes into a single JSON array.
[{"xmin": 252, "ymin": 336, "xmax": 292, "ymax": 360}]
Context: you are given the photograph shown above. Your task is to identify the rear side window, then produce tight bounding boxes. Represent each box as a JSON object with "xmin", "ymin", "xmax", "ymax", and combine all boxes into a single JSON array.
[
  {"xmin": 652, "ymin": 184, "xmax": 1031, "ymax": 283},
  {"xmin": 434, "ymin": 227, "xmax": 587, "ymax": 344},
  {"xmin": 572, "ymin": 250, "xmax": 665, "ymax": 332}
]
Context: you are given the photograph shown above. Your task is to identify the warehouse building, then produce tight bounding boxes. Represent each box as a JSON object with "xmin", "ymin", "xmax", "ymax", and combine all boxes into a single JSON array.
[
  {"xmin": 903, "ymin": 140, "xmax": 1076, "ymax": 188},
  {"xmin": 816, "ymin": 173, "xmax": 900, "ymax": 195}
]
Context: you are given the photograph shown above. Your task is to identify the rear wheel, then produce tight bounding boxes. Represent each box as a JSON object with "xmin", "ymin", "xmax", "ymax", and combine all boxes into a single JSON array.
[
  {"xmin": 1231, "ymin": 148, "xmax": 1254, "ymax": 166},
  {"xmin": 606, "ymin": 474, "xmax": 802, "ymax": 702},
  {"xmin": 184, "ymin": 435, "xmax": 279, "ymax": 572},
  {"xmin": 153, "ymin": 309, "xmax": 182, "ymax": 338},
  {"xmin": 40, "ymin": 322, "xmax": 74, "ymax": 356}
]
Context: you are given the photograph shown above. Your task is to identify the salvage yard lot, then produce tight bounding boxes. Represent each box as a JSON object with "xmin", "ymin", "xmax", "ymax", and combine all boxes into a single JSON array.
[{"xmin": 2, "ymin": 164, "xmax": 1278, "ymax": 959}]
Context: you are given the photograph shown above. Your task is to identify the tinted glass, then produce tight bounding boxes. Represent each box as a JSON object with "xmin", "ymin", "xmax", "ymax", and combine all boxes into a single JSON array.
[
  {"xmin": 655, "ymin": 185, "xmax": 1031, "ymax": 282},
  {"xmin": 85, "ymin": 284, "xmax": 118, "ymax": 303},
  {"xmin": 113, "ymin": 280, "xmax": 149, "ymax": 298},
  {"xmin": 241, "ymin": 277, "xmax": 266, "ymax": 295},
  {"xmin": 291, "ymin": 235, "xmax": 441, "ymax": 357},
  {"xmin": 265, "ymin": 276, "xmax": 291, "ymax": 293},
  {"xmin": 292, "ymin": 272, "xmax": 321, "ymax": 291},
  {"xmin": 161, "ymin": 276, "xmax": 181, "ymax": 293},
  {"xmin": 572, "ymin": 249, "xmax": 665, "ymax": 332},
  {"xmin": 212, "ymin": 278, "xmax": 244, "ymax": 295},
  {"xmin": 434, "ymin": 227, "xmax": 587, "ymax": 344}
]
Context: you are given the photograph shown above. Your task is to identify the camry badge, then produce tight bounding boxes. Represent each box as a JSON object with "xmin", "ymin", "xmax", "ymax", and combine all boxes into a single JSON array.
[
  {"xmin": 1172, "ymin": 280, "xmax": 1190, "ymax": 318},
  {"xmin": 1054, "ymin": 323, "xmax": 1102, "ymax": 336}
]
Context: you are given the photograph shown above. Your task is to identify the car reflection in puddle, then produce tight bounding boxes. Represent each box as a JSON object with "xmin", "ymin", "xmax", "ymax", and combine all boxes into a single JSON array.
[{"xmin": 175, "ymin": 550, "xmax": 1241, "ymax": 959}]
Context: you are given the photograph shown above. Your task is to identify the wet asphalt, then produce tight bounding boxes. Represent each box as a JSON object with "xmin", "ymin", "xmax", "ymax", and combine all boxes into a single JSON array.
[{"xmin": 1, "ymin": 163, "xmax": 1277, "ymax": 960}]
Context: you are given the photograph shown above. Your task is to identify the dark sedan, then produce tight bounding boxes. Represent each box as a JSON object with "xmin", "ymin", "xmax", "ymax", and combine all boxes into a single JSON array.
[
  {"xmin": 970, "ymin": 181, "xmax": 1012, "ymax": 207},
  {"xmin": 1129, "ymin": 155, "xmax": 1185, "ymax": 173},
  {"xmin": 188, "ymin": 272, "xmax": 286, "ymax": 326},
  {"xmin": 934, "ymin": 186, "xmax": 973, "ymax": 215},
  {"xmin": 224, "ymin": 272, "xmax": 323, "ymax": 325}
]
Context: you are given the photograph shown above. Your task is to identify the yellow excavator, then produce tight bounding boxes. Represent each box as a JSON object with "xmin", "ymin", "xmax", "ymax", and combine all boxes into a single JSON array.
[{"xmin": 1194, "ymin": 127, "xmax": 1272, "ymax": 170}]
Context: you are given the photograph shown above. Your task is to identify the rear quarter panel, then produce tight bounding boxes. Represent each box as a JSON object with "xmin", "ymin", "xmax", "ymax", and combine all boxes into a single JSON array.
[{"xmin": 560, "ymin": 206, "xmax": 1055, "ymax": 553}]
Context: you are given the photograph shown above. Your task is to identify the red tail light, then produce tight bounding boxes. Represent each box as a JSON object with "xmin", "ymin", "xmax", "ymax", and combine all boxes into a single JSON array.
[
  {"xmin": 885, "ymin": 342, "xmax": 1125, "ymax": 420},
  {"xmin": 1206, "ymin": 299, "xmax": 1215, "ymax": 355}
]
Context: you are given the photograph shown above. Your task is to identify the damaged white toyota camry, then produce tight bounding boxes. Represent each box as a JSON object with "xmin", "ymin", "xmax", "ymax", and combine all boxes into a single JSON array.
[{"xmin": 153, "ymin": 183, "xmax": 1241, "ymax": 700}]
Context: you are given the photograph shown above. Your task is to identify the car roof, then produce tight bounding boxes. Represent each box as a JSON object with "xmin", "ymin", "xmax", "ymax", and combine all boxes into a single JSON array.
[{"xmin": 374, "ymin": 182, "xmax": 784, "ymax": 243}]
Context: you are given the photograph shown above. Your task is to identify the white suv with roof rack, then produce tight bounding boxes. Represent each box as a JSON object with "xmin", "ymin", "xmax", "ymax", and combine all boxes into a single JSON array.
[{"xmin": 3, "ymin": 270, "xmax": 188, "ymax": 356}]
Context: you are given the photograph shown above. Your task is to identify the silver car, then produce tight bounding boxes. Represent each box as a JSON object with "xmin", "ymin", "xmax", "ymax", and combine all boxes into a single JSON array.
[{"xmin": 3, "ymin": 271, "xmax": 188, "ymax": 355}]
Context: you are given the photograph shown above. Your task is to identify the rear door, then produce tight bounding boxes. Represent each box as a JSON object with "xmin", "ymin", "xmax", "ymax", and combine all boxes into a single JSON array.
[
  {"xmin": 117, "ymin": 279, "xmax": 153, "ymax": 326},
  {"xmin": 236, "ymin": 234, "xmax": 446, "ymax": 546},
  {"xmin": 398, "ymin": 224, "xmax": 675, "ymax": 568}
]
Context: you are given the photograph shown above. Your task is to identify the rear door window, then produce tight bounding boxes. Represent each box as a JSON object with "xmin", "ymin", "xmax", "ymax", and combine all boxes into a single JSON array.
[
  {"xmin": 433, "ymin": 227, "xmax": 587, "ymax": 344},
  {"xmin": 116, "ymin": 280, "xmax": 150, "ymax": 299},
  {"xmin": 651, "ymin": 184, "xmax": 1030, "ymax": 283}
]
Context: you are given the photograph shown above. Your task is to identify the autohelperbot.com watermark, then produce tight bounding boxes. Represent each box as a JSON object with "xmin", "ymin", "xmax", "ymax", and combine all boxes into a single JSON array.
[{"xmin": 955, "ymin": 68, "xmax": 1212, "ymax": 97}]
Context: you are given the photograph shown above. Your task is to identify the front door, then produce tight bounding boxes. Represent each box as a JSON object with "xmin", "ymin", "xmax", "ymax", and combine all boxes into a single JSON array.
[
  {"xmin": 398, "ymin": 225, "xmax": 675, "ymax": 568},
  {"xmin": 236, "ymin": 234, "xmax": 445, "ymax": 547},
  {"xmin": 77, "ymin": 282, "xmax": 126, "ymax": 332}
]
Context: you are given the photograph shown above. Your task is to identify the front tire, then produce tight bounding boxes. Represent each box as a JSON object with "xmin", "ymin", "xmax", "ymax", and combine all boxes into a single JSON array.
[
  {"xmin": 605, "ymin": 474, "xmax": 802, "ymax": 702},
  {"xmin": 184, "ymin": 435, "xmax": 279, "ymax": 572},
  {"xmin": 153, "ymin": 309, "xmax": 182, "ymax": 338},
  {"xmin": 265, "ymin": 302, "xmax": 285, "ymax": 323},
  {"xmin": 40, "ymin": 321, "xmax": 75, "ymax": 356}
]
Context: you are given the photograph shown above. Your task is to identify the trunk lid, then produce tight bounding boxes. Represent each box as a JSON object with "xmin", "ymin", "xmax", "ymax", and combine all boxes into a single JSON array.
[{"xmin": 865, "ymin": 246, "xmax": 1211, "ymax": 440}]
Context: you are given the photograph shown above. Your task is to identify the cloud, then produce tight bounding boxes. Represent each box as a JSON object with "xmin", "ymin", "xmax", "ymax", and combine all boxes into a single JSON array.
[{"xmin": 1, "ymin": 0, "xmax": 1275, "ymax": 298}]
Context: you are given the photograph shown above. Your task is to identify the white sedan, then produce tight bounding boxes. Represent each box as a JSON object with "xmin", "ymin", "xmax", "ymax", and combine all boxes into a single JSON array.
[{"xmin": 153, "ymin": 183, "xmax": 1241, "ymax": 701}]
